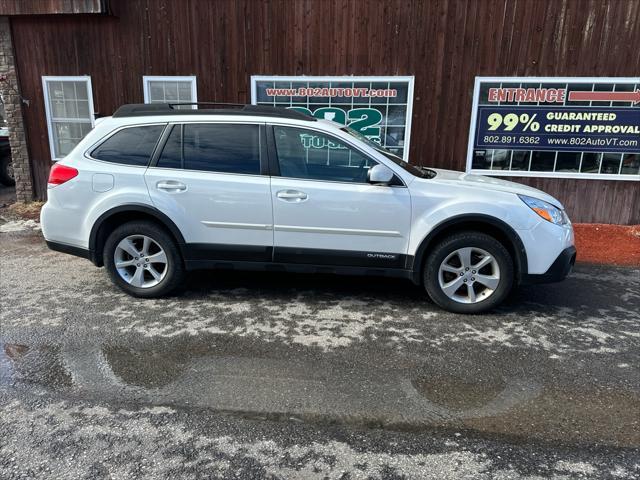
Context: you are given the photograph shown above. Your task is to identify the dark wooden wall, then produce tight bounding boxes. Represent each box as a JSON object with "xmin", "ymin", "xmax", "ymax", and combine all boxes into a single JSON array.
[{"xmin": 9, "ymin": 0, "xmax": 640, "ymax": 223}]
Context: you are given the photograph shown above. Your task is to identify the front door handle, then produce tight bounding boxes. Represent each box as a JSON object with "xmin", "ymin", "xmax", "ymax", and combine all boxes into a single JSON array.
[
  {"xmin": 276, "ymin": 190, "xmax": 308, "ymax": 202},
  {"xmin": 157, "ymin": 180, "xmax": 187, "ymax": 192}
]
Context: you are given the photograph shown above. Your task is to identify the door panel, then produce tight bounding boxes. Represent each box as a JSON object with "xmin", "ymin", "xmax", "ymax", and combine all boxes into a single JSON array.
[
  {"xmin": 270, "ymin": 177, "xmax": 411, "ymax": 267},
  {"xmin": 145, "ymin": 168, "xmax": 273, "ymax": 256}
]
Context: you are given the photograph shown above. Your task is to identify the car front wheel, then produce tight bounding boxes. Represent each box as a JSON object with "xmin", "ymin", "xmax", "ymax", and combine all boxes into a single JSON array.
[
  {"xmin": 104, "ymin": 221, "xmax": 185, "ymax": 298},
  {"xmin": 424, "ymin": 231, "xmax": 514, "ymax": 314}
]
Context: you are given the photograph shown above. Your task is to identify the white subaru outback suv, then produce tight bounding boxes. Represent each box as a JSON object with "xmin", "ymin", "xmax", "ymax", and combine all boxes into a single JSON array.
[{"xmin": 41, "ymin": 104, "xmax": 575, "ymax": 314}]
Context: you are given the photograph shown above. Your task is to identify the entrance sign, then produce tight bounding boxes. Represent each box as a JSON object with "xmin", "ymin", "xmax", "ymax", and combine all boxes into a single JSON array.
[
  {"xmin": 467, "ymin": 77, "xmax": 640, "ymax": 180},
  {"xmin": 251, "ymin": 76, "xmax": 415, "ymax": 162}
]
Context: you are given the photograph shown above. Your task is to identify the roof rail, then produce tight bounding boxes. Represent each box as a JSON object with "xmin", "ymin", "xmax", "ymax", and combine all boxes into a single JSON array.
[
  {"xmin": 112, "ymin": 103, "xmax": 316, "ymax": 121},
  {"xmin": 112, "ymin": 104, "xmax": 173, "ymax": 117},
  {"xmin": 168, "ymin": 102, "xmax": 245, "ymax": 108}
]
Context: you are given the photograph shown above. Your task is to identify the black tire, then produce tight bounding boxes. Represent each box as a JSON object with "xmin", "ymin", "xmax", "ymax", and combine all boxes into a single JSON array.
[
  {"xmin": 103, "ymin": 220, "xmax": 185, "ymax": 298},
  {"xmin": 423, "ymin": 231, "xmax": 514, "ymax": 314},
  {"xmin": 0, "ymin": 149, "xmax": 15, "ymax": 187}
]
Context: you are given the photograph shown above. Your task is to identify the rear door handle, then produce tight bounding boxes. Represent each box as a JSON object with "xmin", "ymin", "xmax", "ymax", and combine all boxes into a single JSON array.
[
  {"xmin": 276, "ymin": 190, "xmax": 308, "ymax": 202},
  {"xmin": 157, "ymin": 180, "xmax": 187, "ymax": 192}
]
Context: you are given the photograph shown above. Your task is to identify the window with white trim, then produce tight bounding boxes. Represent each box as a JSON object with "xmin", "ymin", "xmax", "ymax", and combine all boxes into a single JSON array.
[
  {"xmin": 143, "ymin": 76, "xmax": 197, "ymax": 109},
  {"xmin": 42, "ymin": 76, "xmax": 95, "ymax": 160}
]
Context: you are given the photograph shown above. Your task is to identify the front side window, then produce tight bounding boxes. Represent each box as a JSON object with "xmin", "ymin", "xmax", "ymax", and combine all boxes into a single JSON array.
[
  {"xmin": 91, "ymin": 125, "xmax": 164, "ymax": 166},
  {"xmin": 157, "ymin": 123, "xmax": 261, "ymax": 174},
  {"xmin": 273, "ymin": 126, "xmax": 376, "ymax": 183},
  {"xmin": 143, "ymin": 76, "xmax": 197, "ymax": 109},
  {"xmin": 42, "ymin": 76, "xmax": 95, "ymax": 160}
]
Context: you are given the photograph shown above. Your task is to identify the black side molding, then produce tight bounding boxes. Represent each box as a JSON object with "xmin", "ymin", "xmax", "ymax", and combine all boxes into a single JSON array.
[
  {"xmin": 46, "ymin": 240, "xmax": 94, "ymax": 262},
  {"xmin": 521, "ymin": 246, "xmax": 576, "ymax": 285},
  {"xmin": 182, "ymin": 244, "xmax": 411, "ymax": 271},
  {"xmin": 184, "ymin": 244, "xmax": 273, "ymax": 263},
  {"xmin": 274, "ymin": 247, "xmax": 408, "ymax": 269},
  {"xmin": 184, "ymin": 258, "xmax": 414, "ymax": 280}
]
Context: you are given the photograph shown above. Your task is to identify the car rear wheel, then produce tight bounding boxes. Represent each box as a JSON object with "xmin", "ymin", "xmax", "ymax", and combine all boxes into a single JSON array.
[
  {"xmin": 104, "ymin": 221, "xmax": 185, "ymax": 298},
  {"xmin": 0, "ymin": 150, "xmax": 15, "ymax": 186},
  {"xmin": 424, "ymin": 231, "xmax": 514, "ymax": 314}
]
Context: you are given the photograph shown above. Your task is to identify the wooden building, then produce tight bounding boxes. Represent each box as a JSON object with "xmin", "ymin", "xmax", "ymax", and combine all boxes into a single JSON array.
[{"xmin": 0, "ymin": 0, "xmax": 638, "ymax": 223}]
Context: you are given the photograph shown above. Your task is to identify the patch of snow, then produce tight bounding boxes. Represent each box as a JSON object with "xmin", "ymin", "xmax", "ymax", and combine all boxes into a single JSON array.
[
  {"xmin": 0, "ymin": 219, "xmax": 41, "ymax": 233},
  {"xmin": 555, "ymin": 460, "xmax": 596, "ymax": 475}
]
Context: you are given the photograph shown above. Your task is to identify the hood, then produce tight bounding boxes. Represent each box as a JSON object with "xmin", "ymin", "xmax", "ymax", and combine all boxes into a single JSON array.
[{"xmin": 428, "ymin": 168, "xmax": 564, "ymax": 208}]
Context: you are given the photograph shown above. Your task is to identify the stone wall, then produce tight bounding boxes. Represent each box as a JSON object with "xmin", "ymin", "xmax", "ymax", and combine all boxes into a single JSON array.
[{"xmin": 0, "ymin": 16, "xmax": 33, "ymax": 202}]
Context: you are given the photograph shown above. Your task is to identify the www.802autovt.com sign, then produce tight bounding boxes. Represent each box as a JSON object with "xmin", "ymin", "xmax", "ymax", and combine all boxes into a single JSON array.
[
  {"xmin": 251, "ymin": 76, "xmax": 415, "ymax": 161},
  {"xmin": 467, "ymin": 77, "xmax": 640, "ymax": 180}
]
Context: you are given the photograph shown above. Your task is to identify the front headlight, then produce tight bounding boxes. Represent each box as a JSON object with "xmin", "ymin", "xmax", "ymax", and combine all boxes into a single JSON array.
[{"xmin": 518, "ymin": 195, "xmax": 569, "ymax": 225}]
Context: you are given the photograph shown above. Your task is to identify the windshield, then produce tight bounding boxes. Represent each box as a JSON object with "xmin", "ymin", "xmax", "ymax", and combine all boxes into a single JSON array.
[{"xmin": 340, "ymin": 126, "xmax": 433, "ymax": 178}]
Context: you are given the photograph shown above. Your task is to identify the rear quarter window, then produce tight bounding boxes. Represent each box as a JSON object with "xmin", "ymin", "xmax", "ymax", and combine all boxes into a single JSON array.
[{"xmin": 91, "ymin": 125, "xmax": 165, "ymax": 166}]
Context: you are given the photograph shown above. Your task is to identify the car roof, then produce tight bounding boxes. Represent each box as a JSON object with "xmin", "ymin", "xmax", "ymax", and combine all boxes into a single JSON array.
[{"xmin": 112, "ymin": 103, "xmax": 317, "ymax": 122}]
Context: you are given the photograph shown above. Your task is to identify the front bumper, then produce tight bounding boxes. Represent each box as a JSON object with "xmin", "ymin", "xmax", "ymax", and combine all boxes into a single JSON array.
[{"xmin": 521, "ymin": 246, "xmax": 576, "ymax": 285}]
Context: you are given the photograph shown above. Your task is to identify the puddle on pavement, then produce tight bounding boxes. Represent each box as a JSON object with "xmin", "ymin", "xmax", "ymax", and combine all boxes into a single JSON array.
[
  {"xmin": 0, "ymin": 344, "xmax": 73, "ymax": 388},
  {"xmin": 102, "ymin": 346, "xmax": 195, "ymax": 388},
  {"xmin": 465, "ymin": 386, "xmax": 640, "ymax": 447},
  {"xmin": 2, "ymin": 342, "xmax": 639, "ymax": 447},
  {"xmin": 413, "ymin": 374, "xmax": 640, "ymax": 447},
  {"xmin": 413, "ymin": 374, "xmax": 507, "ymax": 411},
  {"xmin": 0, "ymin": 343, "xmax": 187, "ymax": 391}
]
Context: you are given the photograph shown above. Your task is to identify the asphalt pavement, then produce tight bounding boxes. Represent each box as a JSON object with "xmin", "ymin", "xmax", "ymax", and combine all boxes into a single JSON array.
[{"xmin": 1, "ymin": 211, "xmax": 639, "ymax": 479}]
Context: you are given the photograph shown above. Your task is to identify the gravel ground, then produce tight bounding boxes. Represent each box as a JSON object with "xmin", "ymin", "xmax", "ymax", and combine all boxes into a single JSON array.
[
  {"xmin": 1, "ymin": 391, "xmax": 637, "ymax": 480},
  {"xmin": 0, "ymin": 216, "xmax": 639, "ymax": 479}
]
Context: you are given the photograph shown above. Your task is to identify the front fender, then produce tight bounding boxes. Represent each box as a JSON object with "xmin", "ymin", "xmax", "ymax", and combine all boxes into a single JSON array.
[{"xmin": 409, "ymin": 208, "xmax": 530, "ymax": 285}]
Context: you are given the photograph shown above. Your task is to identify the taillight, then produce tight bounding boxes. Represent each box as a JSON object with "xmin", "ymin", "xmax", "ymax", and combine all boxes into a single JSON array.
[{"xmin": 48, "ymin": 163, "xmax": 78, "ymax": 187}]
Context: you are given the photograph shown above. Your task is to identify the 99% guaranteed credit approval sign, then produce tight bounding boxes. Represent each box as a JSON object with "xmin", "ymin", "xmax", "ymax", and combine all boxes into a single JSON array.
[{"xmin": 471, "ymin": 79, "xmax": 640, "ymax": 154}]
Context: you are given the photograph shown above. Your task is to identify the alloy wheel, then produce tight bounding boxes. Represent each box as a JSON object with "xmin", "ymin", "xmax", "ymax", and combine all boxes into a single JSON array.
[
  {"xmin": 438, "ymin": 247, "xmax": 500, "ymax": 304},
  {"xmin": 114, "ymin": 235, "xmax": 168, "ymax": 288}
]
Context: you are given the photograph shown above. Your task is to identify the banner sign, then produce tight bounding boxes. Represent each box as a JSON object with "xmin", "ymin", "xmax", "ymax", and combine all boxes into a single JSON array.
[
  {"xmin": 251, "ymin": 76, "xmax": 414, "ymax": 161},
  {"xmin": 475, "ymin": 106, "xmax": 639, "ymax": 153},
  {"xmin": 467, "ymin": 77, "xmax": 640, "ymax": 180}
]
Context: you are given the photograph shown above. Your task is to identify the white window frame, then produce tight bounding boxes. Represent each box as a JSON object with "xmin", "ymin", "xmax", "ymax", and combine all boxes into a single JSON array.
[
  {"xmin": 466, "ymin": 76, "xmax": 640, "ymax": 181},
  {"xmin": 250, "ymin": 75, "xmax": 415, "ymax": 163},
  {"xmin": 42, "ymin": 75, "xmax": 95, "ymax": 161},
  {"xmin": 143, "ymin": 75, "xmax": 198, "ymax": 107}
]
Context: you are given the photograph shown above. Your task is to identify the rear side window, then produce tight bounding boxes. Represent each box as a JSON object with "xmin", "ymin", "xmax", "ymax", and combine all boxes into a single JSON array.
[
  {"xmin": 157, "ymin": 123, "xmax": 260, "ymax": 174},
  {"xmin": 91, "ymin": 125, "xmax": 164, "ymax": 166},
  {"xmin": 156, "ymin": 125, "xmax": 182, "ymax": 169}
]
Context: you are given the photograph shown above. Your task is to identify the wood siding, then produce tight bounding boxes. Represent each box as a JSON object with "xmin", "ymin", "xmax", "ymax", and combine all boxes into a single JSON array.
[{"xmin": 9, "ymin": 0, "xmax": 640, "ymax": 223}]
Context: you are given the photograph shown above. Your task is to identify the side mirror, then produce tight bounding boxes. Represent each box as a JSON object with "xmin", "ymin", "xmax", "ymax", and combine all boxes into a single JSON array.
[{"xmin": 367, "ymin": 164, "xmax": 395, "ymax": 185}]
